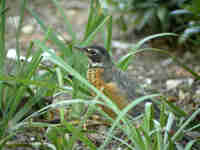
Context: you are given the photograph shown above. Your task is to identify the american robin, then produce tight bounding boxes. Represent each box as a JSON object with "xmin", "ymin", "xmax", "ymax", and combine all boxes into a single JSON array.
[{"xmin": 75, "ymin": 45, "xmax": 147, "ymax": 118}]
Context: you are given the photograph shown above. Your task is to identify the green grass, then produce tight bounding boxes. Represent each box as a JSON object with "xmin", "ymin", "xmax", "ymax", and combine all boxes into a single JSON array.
[{"xmin": 0, "ymin": 0, "xmax": 200, "ymax": 149}]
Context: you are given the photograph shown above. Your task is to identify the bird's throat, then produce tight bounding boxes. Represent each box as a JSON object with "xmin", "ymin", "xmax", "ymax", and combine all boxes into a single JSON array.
[{"xmin": 88, "ymin": 62, "xmax": 104, "ymax": 68}]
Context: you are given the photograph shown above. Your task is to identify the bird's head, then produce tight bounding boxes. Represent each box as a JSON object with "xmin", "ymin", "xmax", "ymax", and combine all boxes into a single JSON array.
[{"xmin": 75, "ymin": 45, "xmax": 112, "ymax": 68}]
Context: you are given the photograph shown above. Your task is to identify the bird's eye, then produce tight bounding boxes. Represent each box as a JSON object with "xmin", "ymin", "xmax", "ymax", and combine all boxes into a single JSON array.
[{"xmin": 90, "ymin": 50, "xmax": 97, "ymax": 55}]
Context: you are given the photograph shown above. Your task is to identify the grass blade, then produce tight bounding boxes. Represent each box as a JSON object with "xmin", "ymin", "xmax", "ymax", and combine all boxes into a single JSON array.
[
  {"xmin": 172, "ymin": 108, "xmax": 200, "ymax": 141},
  {"xmin": 105, "ymin": 16, "xmax": 112, "ymax": 52},
  {"xmin": 0, "ymin": 0, "xmax": 6, "ymax": 113},
  {"xmin": 80, "ymin": 16, "xmax": 111, "ymax": 47},
  {"xmin": 117, "ymin": 33, "xmax": 178, "ymax": 70},
  {"xmin": 15, "ymin": 0, "xmax": 27, "ymax": 69},
  {"xmin": 99, "ymin": 94, "xmax": 159, "ymax": 150},
  {"xmin": 51, "ymin": 0, "xmax": 76, "ymax": 41}
]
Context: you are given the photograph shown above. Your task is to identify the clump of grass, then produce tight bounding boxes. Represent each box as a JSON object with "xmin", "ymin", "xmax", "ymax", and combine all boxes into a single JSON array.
[{"xmin": 1, "ymin": 0, "xmax": 200, "ymax": 149}]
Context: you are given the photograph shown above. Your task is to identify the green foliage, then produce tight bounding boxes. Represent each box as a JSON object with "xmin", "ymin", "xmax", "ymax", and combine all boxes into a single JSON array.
[
  {"xmin": 101, "ymin": 0, "xmax": 182, "ymax": 32},
  {"xmin": 0, "ymin": 0, "xmax": 62, "ymax": 147},
  {"xmin": 101, "ymin": 0, "xmax": 200, "ymax": 46},
  {"xmin": 0, "ymin": 0, "xmax": 6, "ymax": 71},
  {"xmin": 170, "ymin": 0, "xmax": 200, "ymax": 44},
  {"xmin": 1, "ymin": 0, "xmax": 200, "ymax": 149},
  {"xmin": 46, "ymin": 122, "xmax": 97, "ymax": 150}
]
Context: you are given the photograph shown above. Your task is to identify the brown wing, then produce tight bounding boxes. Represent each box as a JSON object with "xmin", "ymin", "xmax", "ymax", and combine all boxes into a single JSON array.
[{"xmin": 112, "ymin": 68, "xmax": 143, "ymax": 101}]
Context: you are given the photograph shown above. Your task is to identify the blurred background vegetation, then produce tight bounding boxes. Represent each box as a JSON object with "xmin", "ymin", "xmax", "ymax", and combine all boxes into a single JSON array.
[{"xmin": 103, "ymin": 0, "xmax": 200, "ymax": 45}]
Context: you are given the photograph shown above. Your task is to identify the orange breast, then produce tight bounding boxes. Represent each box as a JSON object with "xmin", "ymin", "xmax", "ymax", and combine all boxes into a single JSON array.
[
  {"xmin": 87, "ymin": 68, "xmax": 105, "ymax": 91},
  {"xmin": 87, "ymin": 68, "xmax": 128, "ymax": 118}
]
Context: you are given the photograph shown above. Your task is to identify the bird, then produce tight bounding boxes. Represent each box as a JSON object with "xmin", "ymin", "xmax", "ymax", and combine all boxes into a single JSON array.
[{"xmin": 75, "ymin": 45, "xmax": 149, "ymax": 119}]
